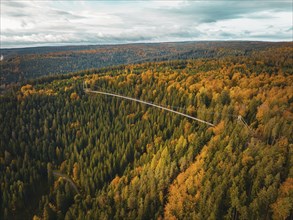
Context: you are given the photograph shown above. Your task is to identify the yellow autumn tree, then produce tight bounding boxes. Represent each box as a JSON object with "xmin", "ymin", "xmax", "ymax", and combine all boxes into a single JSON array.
[
  {"xmin": 73, "ymin": 163, "xmax": 79, "ymax": 181},
  {"xmin": 271, "ymin": 178, "xmax": 293, "ymax": 220},
  {"xmin": 70, "ymin": 92, "xmax": 79, "ymax": 100}
]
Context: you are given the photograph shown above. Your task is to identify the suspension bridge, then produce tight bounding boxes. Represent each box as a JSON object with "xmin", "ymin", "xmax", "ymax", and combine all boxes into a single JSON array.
[{"xmin": 83, "ymin": 82, "xmax": 251, "ymax": 130}]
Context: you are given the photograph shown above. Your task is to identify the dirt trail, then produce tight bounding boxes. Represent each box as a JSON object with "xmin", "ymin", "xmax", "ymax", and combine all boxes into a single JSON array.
[{"xmin": 53, "ymin": 171, "xmax": 79, "ymax": 194}]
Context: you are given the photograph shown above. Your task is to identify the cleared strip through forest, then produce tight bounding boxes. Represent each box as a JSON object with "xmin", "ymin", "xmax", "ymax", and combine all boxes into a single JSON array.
[
  {"xmin": 85, "ymin": 88, "xmax": 215, "ymax": 127},
  {"xmin": 53, "ymin": 171, "xmax": 79, "ymax": 194}
]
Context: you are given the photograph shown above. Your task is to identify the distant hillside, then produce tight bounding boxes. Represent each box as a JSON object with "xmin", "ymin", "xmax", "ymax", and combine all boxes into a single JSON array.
[{"xmin": 1, "ymin": 41, "xmax": 291, "ymax": 86}]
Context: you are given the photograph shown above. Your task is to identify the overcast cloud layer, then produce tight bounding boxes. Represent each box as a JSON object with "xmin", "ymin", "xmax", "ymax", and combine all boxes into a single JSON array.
[{"xmin": 1, "ymin": 0, "xmax": 292, "ymax": 48}]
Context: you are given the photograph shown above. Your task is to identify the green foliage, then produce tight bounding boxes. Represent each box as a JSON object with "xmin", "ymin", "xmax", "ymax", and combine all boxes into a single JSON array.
[{"xmin": 0, "ymin": 44, "xmax": 292, "ymax": 219}]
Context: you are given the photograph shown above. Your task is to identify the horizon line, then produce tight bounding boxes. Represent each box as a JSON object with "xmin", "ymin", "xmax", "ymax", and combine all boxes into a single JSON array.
[{"xmin": 1, "ymin": 39, "xmax": 292, "ymax": 50}]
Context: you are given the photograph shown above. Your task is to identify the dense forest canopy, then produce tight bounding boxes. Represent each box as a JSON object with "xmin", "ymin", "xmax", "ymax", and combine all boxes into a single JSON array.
[
  {"xmin": 0, "ymin": 43, "xmax": 292, "ymax": 219},
  {"xmin": 0, "ymin": 41, "xmax": 291, "ymax": 86}
]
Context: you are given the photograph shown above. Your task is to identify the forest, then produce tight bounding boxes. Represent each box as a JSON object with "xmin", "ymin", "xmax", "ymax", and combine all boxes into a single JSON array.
[
  {"xmin": 1, "ymin": 41, "xmax": 290, "ymax": 86},
  {"xmin": 0, "ymin": 43, "xmax": 292, "ymax": 219}
]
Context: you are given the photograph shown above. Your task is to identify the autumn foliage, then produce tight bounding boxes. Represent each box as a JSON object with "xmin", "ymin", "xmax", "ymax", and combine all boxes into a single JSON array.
[{"xmin": 0, "ymin": 43, "xmax": 292, "ymax": 219}]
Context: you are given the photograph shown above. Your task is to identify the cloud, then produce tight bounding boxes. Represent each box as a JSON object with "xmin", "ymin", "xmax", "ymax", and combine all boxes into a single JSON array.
[
  {"xmin": 157, "ymin": 1, "xmax": 292, "ymax": 23},
  {"xmin": 0, "ymin": 0, "xmax": 292, "ymax": 48},
  {"xmin": 2, "ymin": 1, "xmax": 28, "ymax": 8}
]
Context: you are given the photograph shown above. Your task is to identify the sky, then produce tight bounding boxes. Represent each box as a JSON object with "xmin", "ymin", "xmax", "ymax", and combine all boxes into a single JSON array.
[{"xmin": 1, "ymin": 0, "xmax": 292, "ymax": 48}]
